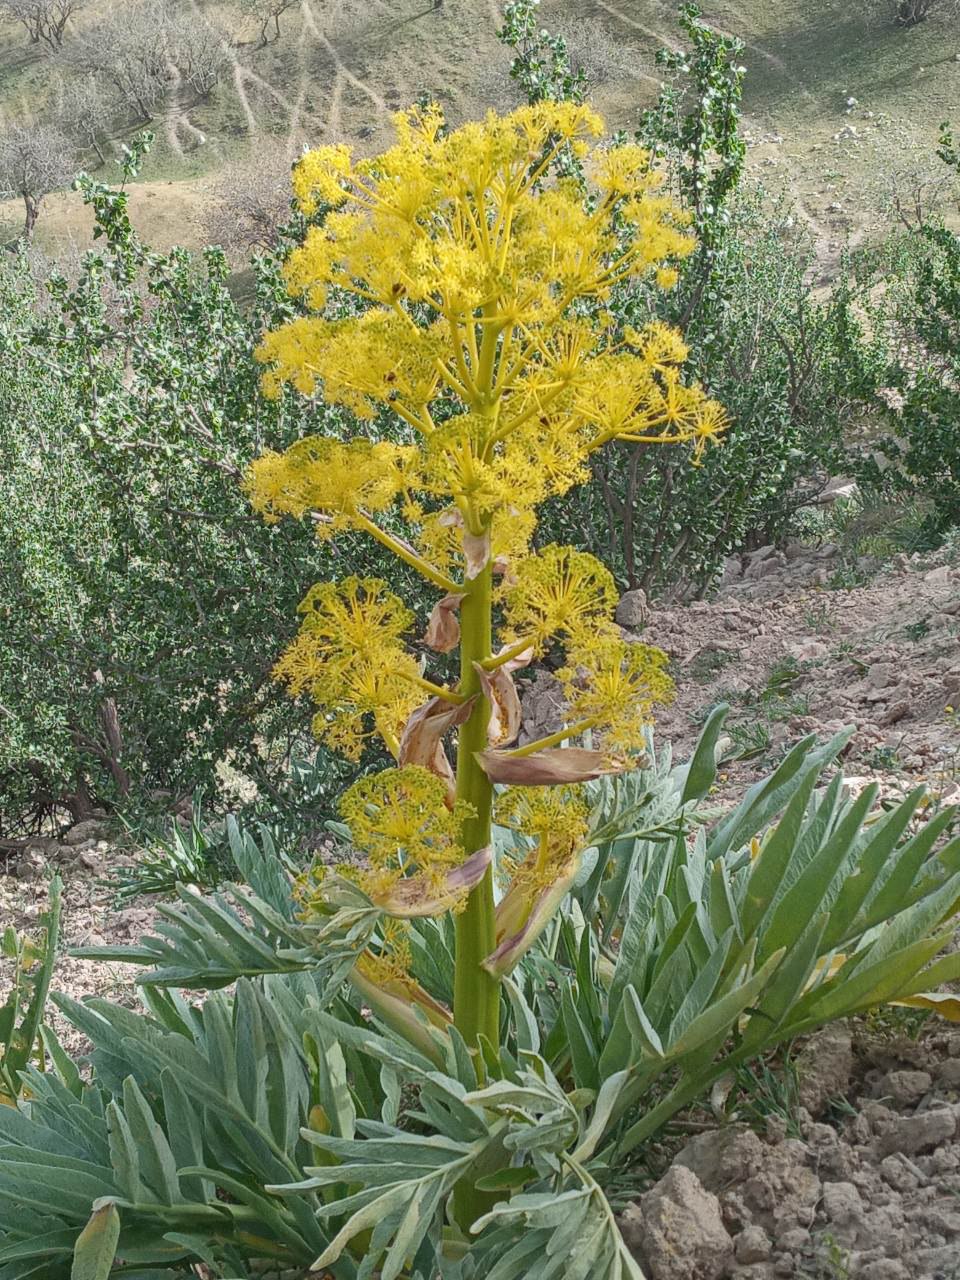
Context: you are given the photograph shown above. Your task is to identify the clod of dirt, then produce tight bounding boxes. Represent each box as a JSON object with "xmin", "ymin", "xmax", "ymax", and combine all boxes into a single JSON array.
[
  {"xmin": 624, "ymin": 1029, "xmax": 960, "ymax": 1278},
  {"xmin": 675, "ymin": 1127, "xmax": 821, "ymax": 1237},
  {"xmin": 872, "ymin": 1069, "xmax": 933, "ymax": 1107},
  {"xmin": 795, "ymin": 1024, "xmax": 855, "ymax": 1115},
  {"xmin": 877, "ymin": 1107, "xmax": 957, "ymax": 1157},
  {"xmin": 620, "ymin": 1164, "xmax": 734, "ymax": 1280}
]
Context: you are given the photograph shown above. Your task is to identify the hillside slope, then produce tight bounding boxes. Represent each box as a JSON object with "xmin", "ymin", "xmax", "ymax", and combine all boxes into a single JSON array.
[{"xmin": 1, "ymin": 0, "xmax": 958, "ymax": 253}]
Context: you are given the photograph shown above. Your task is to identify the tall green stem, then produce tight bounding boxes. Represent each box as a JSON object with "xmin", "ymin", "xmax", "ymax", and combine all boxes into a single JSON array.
[
  {"xmin": 452, "ymin": 550, "xmax": 499, "ymax": 1051},
  {"xmin": 452, "ymin": 542, "xmax": 500, "ymax": 1235},
  {"xmin": 452, "ymin": 308, "xmax": 503, "ymax": 1233}
]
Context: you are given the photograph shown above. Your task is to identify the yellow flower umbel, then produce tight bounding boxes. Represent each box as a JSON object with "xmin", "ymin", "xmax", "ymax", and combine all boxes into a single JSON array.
[
  {"xmin": 246, "ymin": 101, "xmax": 725, "ymax": 586},
  {"xmin": 557, "ymin": 637, "xmax": 675, "ymax": 756},
  {"xmin": 272, "ymin": 577, "xmax": 424, "ymax": 759},
  {"xmin": 245, "ymin": 102, "xmax": 727, "ymax": 1147},
  {"xmin": 500, "ymin": 545, "xmax": 619, "ymax": 656},
  {"xmin": 338, "ymin": 766, "xmax": 483, "ymax": 916}
]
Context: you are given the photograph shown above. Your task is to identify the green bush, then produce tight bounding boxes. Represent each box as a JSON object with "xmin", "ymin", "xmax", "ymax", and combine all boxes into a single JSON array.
[
  {"xmin": 0, "ymin": 138, "xmax": 406, "ymax": 835},
  {"xmin": 855, "ymin": 222, "xmax": 960, "ymax": 544},
  {"xmin": 3, "ymin": 722, "xmax": 957, "ymax": 1277}
]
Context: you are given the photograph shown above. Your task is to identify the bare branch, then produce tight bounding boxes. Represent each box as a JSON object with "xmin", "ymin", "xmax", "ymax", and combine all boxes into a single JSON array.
[
  {"xmin": 238, "ymin": 0, "xmax": 302, "ymax": 47},
  {"xmin": 0, "ymin": 121, "xmax": 74, "ymax": 237},
  {"xmin": 199, "ymin": 150, "xmax": 294, "ymax": 256},
  {"xmin": 0, "ymin": 0, "xmax": 87, "ymax": 50}
]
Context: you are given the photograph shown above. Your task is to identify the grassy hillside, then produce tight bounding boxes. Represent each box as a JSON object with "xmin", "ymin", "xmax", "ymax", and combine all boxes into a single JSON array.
[{"xmin": 0, "ymin": 0, "xmax": 958, "ymax": 256}]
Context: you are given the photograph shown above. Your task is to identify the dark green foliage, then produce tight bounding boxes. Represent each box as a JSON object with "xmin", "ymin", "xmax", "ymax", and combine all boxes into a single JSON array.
[
  {"xmin": 0, "ymin": 136, "xmax": 405, "ymax": 834},
  {"xmin": 862, "ymin": 222, "xmax": 960, "ymax": 542}
]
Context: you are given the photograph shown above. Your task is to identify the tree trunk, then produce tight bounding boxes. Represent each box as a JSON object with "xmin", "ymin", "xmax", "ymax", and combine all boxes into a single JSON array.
[{"xmin": 22, "ymin": 194, "xmax": 39, "ymax": 239}]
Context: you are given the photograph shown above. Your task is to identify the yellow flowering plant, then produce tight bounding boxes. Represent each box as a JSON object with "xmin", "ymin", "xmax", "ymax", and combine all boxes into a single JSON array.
[{"xmin": 246, "ymin": 101, "xmax": 724, "ymax": 1109}]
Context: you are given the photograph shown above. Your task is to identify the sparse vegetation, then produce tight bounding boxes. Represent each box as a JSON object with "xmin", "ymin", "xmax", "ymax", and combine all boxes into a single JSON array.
[
  {"xmin": 239, "ymin": 0, "xmax": 303, "ymax": 47},
  {"xmin": 1, "ymin": 3, "xmax": 960, "ymax": 1278}
]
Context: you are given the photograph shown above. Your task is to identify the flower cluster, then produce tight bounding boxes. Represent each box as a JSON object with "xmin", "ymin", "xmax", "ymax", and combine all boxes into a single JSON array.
[
  {"xmin": 500, "ymin": 545, "xmax": 674, "ymax": 754},
  {"xmin": 247, "ymin": 101, "xmax": 725, "ymax": 1010},
  {"xmin": 272, "ymin": 577, "xmax": 422, "ymax": 758},
  {"xmin": 337, "ymin": 765, "xmax": 478, "ymax": 914},
  {"xmin": 500, "ymin": 544, "xmax": 618, "ymax": 653},
  {"xmin": 495, "ymin": 785, "xmax": 590, "ymax": 896},
  {"xmin": 247, "ymin": 100, "xmax": 726, "ymax": 580},
  {"xmin": 487, "ymin": 786, "xmax": 592, "ymax": 976},
  {"xmin": 557, "ymin": 639, "xmax": 675, "ymax": 755}
]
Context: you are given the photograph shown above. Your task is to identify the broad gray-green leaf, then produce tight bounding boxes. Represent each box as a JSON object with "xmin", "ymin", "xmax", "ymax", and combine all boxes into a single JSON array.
[{"xmin": 71, "ymin": 1201, "xmax": 119, "ymax": 1280}]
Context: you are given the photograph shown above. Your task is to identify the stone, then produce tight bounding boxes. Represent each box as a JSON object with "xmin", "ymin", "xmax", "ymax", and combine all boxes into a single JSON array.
[
  {"xmin": 821, "ymin": 1180, "xmax": 864, "ymax": 1229},
  {"xmin": 803, "ymin": 1123, "xmax": 838, "ymax": 1150},
  {"xmin": 819, "ymin": 1182, "xmax": 870, "ymax": 1244},
  {"xmin": 13, "ymin": 850, "xmax": 44, "ymax": 880},
  {"xmin": 519, "ymin": 671, "xmax": 565, "ymax": 746},
  {"xmin": 935, "ymin": 1058, "xmax": 960, "ymax": 1089},
  {"xmin": 878, "ymin": 1108, "xmax": 956, "ymax": 1157},
  {"xmin": 923, "ymin": 564, "xmax": 951, "ymax": 586},
  {"xmin": 61, "ymin": 818, "xmax": 107, "ymax": 846},
  {"xmin": 925, "ymin": 1145, "xmax": 960, "ymax": 1175},
  {"xmin": 911, "ymin": 1204, "xmax": 960, "ymax": 1236},
  {"xmin": 621, "ymin": 1166, "xmax": 733, "ymax": 1280},
  {"xmin": 736, "ymin": 1225, "xmax": 773, "ymax": 1263},
  {"xmin": 787, "ymin": 640, "xmax": 828, "ymax": 662},
  {"xmin": 876, "ymin": 1070, "xmax": 932, "ymax": 1107},
  {"xmin": 676, "ymin": 1129, "xmax": 820, "ymax": 1236},
  {"xmin": 795, "ymin": 1026, "xmax": 854, "ymax": 1116},
  {"xmin": 745, "ymin": 554, "xmax": 785, "ymax": 582},
  {"xmin": 914, "ymin": 1244, "xmax": 960, "ymax": 1273},
  {"xmin": 859, "ymin": 1262, "xmax": 908, "ymax": 1280},
  {"xmin": 880, "ymin": 1154, "xmax": 922, "ymax": 1192},
  {"xmin": 878, "ymin": 700, "xmax": 910, "ymax": 727},
  {"xmin": 866, "ymin": 662, "xmax": 897, "ymax": 690},
  {"xmin": 720, "ymin": 556, "xmax": 743, "ymax": 585},
  {"xmin": 675, "ymin": 1126, "xmax": 765, "ymax": 1190},
  {"xmin": 54, "ymin": 839, "xmax": 96, "ymax": 859},
  {"xmin": 615, "ymin": 589, "xmax": 648, "ymax": 630},
  {"xmin": 776, "ymin": 1226, "xmax": 810, "ymax": 1251}
]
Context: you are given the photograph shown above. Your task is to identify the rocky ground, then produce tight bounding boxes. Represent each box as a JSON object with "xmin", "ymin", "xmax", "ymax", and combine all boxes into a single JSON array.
[
  {"xmin": 519, "ymin": 539, "xmax": 960, "ymax": 815},
  {"xmin": 622, "ymin": 1022, "xmax": 960, "ymax": 1280},
  {"xmin": 2, "ymin": 539, "xmax": 959, "ymax": 1276}
]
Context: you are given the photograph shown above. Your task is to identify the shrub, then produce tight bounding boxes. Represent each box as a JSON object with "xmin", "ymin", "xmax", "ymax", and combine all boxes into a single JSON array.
[
  {"xmin": 0, "ymin": 136, "xmax": 407, "ymax": 835},
  {"xmin": 854, "ymin": 221, "xmax": 960, "ymax": 544}
]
